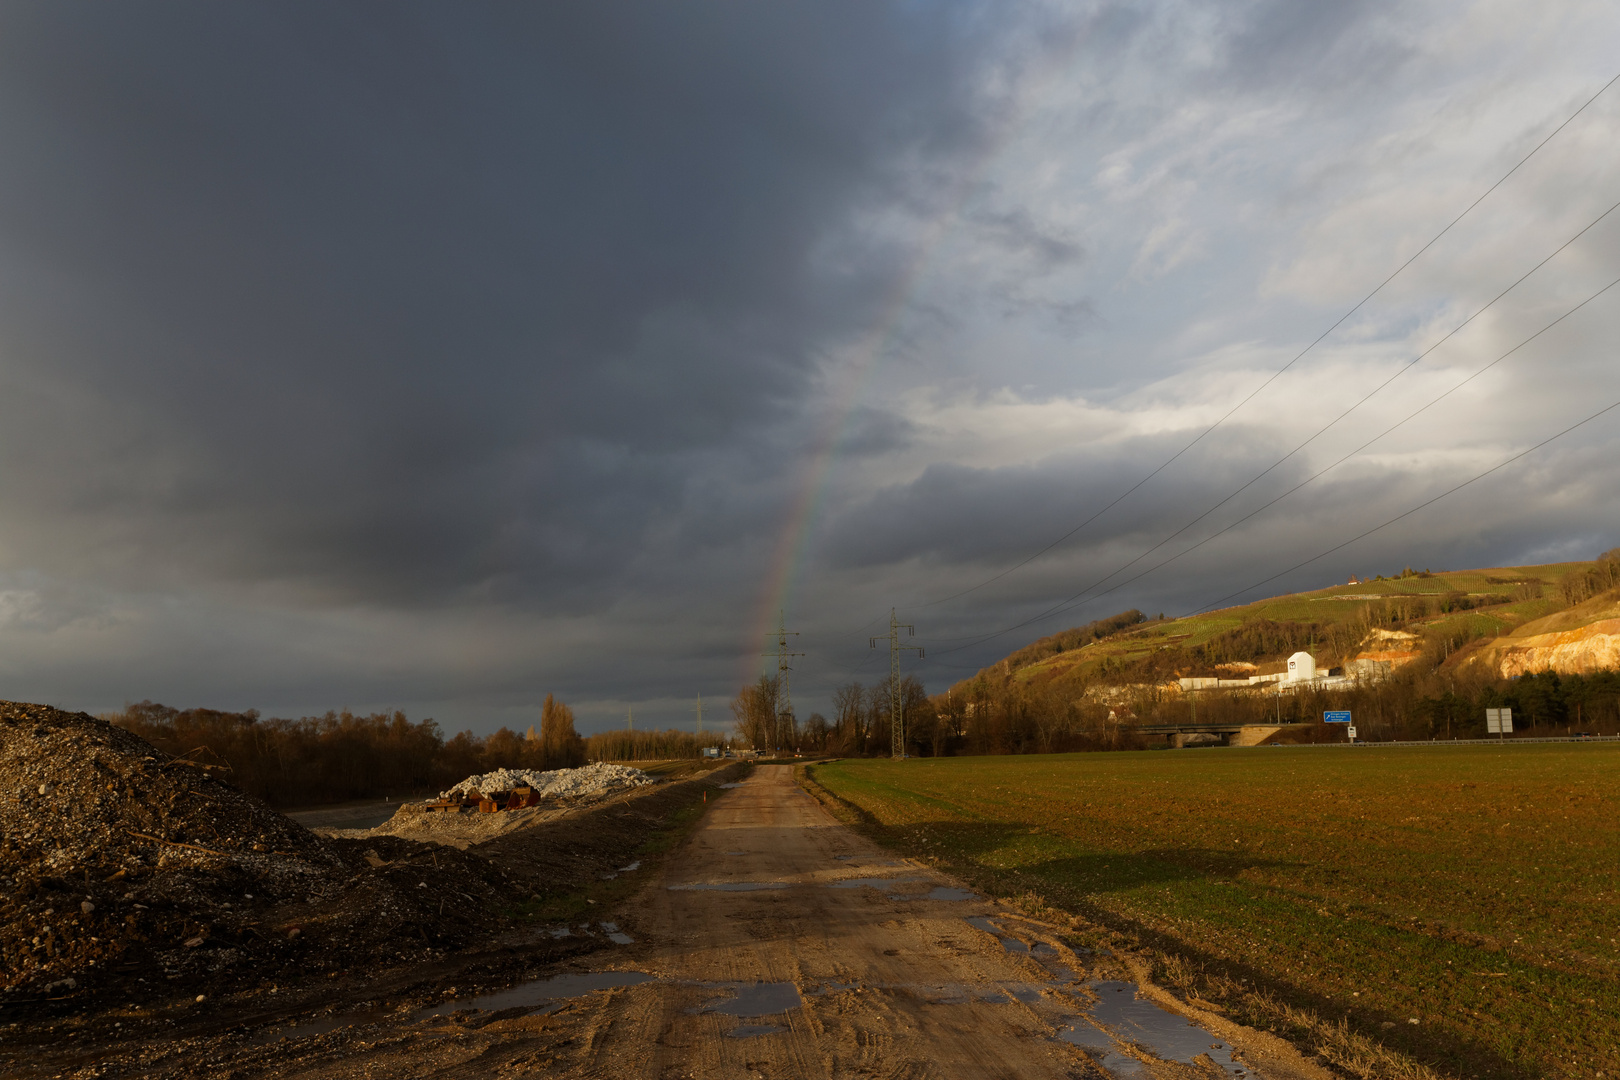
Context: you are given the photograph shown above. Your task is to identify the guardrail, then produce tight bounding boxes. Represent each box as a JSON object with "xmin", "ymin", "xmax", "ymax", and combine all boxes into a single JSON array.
[{"xmin": 1255, "ymin": 734, "xmax": 1620, "ymax": 748}]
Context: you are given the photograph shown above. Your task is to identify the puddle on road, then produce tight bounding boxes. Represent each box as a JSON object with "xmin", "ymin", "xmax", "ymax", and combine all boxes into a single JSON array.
[
  {"xmin": 965, "ymin": 916, "xmax": 1029, "ymax": 953},
  {"xmin": 697, "ymin": 981, "xmax": 803, "ymax": 1017},
  {"xmin": 1058, "ymin": 1018, "xmax": 1150, "ymax": 1079},
  {"xmin": 830, "ymin": 876, "xmax": 927, "ymax": 891},
  {"xmin": 618, "ymin": 860, "xmax": 640, "ymax": 872},
  {"xmin": 668, "ymin": 881, "xmax": 788, "ymax": 892},
  {"xmin": 830, "ymin": 878, "xmax": 979, "ymax": 903},
  {"xmin": 1086, "ymin": 981, "xmax": 1249, "ymax": 1077},
  {"xmin": 924, "ymin": 886, "xmax": 978, "ymax": 901},
  {"xmin": 598, "ymin": 921, "xmax": 635, "ymax": 945},
  {"xmin": 695, "ymin": 981, "xmax": 803, "ymax": 1039},
  {"xmin": 419, "ymin": 971, "xmax": 657, "ymax": 1017},
  {"xmin": 963, "ymin": 915, "xmax": 1064, "ymax": 956}
]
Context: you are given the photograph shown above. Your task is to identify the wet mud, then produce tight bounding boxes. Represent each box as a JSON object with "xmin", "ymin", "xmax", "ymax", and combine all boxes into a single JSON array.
[{"xmin": 5, "ymin": 764, "xmax": 1335, "ymax": 1079}]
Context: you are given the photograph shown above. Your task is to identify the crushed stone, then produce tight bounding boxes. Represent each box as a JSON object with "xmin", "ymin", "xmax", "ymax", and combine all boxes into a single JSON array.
[{"xmin": 439, "ymin": 762, "xmax": 653, "ymax": 801}]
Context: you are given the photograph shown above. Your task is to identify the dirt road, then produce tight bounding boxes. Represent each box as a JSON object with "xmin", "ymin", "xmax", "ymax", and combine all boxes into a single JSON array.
[{"xmin": 48, "ymin": 765, "xmax": 1328, "ymax": 1079}]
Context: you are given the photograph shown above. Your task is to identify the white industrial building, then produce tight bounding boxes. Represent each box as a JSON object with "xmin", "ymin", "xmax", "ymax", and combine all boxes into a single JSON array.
[{"xmin": 1178, "ymin": 651, "xmax": 1360, "ymax": 693}]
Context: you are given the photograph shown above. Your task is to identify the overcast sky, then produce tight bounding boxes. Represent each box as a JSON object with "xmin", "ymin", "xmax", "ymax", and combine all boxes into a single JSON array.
[{"xmin": 2, "ymin": 1, "xmax": 1619, "ymax": 734}]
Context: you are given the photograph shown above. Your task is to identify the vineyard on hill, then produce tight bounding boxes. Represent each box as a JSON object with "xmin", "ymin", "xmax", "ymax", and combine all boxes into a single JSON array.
[{"xmin": 918, "ymin": 553, "xmax": 1620, "ymax": 753}]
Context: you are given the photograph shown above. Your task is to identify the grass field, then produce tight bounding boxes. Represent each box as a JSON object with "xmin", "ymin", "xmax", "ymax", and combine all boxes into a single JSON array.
[{"xmin": 809, "ymin": 745, "xmax": 1620, "ymax": 1080}]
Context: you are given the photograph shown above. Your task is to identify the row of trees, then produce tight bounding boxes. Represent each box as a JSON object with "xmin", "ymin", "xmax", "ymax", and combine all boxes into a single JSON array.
[
  {"xmin": 108, "ymin": 694, "xmax": 606, "ymax": 807},
  {"xmin": 728, "ymin": 673, "xmax": 934, "ymax": 756},
  {"xmin": 585, "ymin": 728, "xmax": 726, "ymax": 762},
  {"xmin": 936, "ymin": 645, "xmax": 1620, "ymax": 747}
]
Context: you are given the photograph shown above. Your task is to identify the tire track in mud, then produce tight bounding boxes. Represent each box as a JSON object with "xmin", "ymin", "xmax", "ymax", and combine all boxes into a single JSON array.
[{"xmin": 480, "ymin": 765, "xmax": 1328, "ymax": 1080}]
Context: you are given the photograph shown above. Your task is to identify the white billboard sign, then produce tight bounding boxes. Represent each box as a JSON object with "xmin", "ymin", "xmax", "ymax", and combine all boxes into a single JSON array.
[{"xmin": 1485, "ymin": 707, "xmax": 1512, "ymax": 735}]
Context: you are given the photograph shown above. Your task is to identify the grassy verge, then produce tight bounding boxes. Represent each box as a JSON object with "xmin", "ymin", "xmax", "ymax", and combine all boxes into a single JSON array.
[{"xmin": 806, "ymin": 747, "xmax": 1620, "ymax": 1080}]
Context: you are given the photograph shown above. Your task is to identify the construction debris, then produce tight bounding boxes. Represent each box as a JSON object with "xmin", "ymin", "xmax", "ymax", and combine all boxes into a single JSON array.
[
  {"xmin": 329, "ymin": 765, "xmax": 660, "ymax": 849},
  {"xmin": 438, "ymin": 763, "xmax": 653, "ymax": 805}
]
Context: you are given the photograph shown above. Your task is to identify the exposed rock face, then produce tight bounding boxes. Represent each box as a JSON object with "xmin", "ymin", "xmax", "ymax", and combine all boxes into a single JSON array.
[
  {"xmin": 1348, "ymin": 629, "xmax": 1422, "ymax": 676},
  {"xmin": 1495, "ymin": 618, "xmax": 1620, "ymax": 677}
]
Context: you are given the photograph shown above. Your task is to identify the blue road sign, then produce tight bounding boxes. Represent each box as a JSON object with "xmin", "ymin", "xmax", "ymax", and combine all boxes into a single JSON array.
[{"xmin": 1324, "ymin": 710, "xmax": 1352, "ymax": 724}]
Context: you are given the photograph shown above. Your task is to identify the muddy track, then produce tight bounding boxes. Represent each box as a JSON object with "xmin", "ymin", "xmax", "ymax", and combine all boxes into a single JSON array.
[{"xmin": 21, "ymin": 765, "xmax": 1338, "ymax": 1079}]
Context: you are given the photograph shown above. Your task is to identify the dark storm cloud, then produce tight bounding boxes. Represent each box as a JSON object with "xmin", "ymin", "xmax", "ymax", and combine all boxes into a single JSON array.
[
  {"xmin": 3, "ymin": 0, "xmax": 1615, "ymax": 732},
  {"xmin": 0, "ymin": 2, "xmax": 999, "ymax": 608},
  {"xmin": 819, "ymin": 425, "xmax": 1312, "ymax": 570}
]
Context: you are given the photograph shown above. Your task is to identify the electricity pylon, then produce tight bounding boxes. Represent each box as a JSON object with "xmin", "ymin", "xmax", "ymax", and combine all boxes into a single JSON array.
[
  {"xmin": 693, "ymin": 693, "xmax": 703, "ymax": 736},
  {"xmin": 761, "ymin": 612, "xmax": 803, "ymax": 751},
  {"xmin": 871, "ymin": 608, "xmax": 923, "ymax": 759}
]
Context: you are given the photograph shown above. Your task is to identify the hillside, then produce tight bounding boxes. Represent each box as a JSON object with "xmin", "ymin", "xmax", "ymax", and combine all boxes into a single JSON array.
[
  {"xmin": 957, "ymin": 558, "xmax": 1613, "ymax": 692},
  {"xmin": 932, "ymin": 550, "xmax": 1620, "ymax": 746}
]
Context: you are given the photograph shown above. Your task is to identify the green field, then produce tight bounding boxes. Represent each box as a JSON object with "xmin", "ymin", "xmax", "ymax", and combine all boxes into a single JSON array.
[{"xmin": 809, "ymin": 745, "xmax": 1620, "ymax": 1080}]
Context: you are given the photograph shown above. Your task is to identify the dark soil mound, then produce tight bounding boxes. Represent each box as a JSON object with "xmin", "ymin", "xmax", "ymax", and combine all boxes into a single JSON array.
[{"xmin": 0, "ymin": 702, "xmax": 515, "ymax": 1005}]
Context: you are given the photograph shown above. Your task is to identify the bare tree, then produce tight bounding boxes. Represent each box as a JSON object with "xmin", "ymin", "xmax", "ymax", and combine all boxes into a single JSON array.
[
  {"xmin": 730, "ymin": 675, "xmax": 778, "ymax": 749},
  {"xmin": 832, "ymin": 681, "xmax": 865, "ymax": 753}
]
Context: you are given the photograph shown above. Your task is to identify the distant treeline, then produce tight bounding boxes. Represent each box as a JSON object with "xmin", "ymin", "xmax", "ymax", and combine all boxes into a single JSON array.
[
  {"xmin": 586, "ymin": 728, "xmax": 726, "ymax": 762},
  {"xmin": 729, "ymin": 673, "xmax": 931, "ymax": 756},
  {"xmin": 937, "ymin": 665, "xmax": 1620, "ymax": 751},
  {"xmin": 105, "ymin": 695, "xmax": 718, "ymax": 807}
]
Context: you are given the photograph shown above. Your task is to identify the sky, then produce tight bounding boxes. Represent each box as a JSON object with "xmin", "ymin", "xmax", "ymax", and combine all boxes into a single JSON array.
[{"xmin": 2, "ymin": 1, "xmax": 1619, "ymax": 735}]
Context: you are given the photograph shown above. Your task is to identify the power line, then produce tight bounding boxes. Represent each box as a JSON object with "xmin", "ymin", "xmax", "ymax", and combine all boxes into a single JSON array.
[
  {"xmin": 1091, "ymin": 195, "xmax": 1620, "ymax": 575},
  {"xmin": 919, "ymin": 65, "xmax": 1620, "ymax": 611},
  {"xmin": 1095, "ymin": 271, "xmax": 1620, "ymax": 607},
  {"xmin": 870, "ymin": 609, "xmax": 922, "ymax": 759},
  {"xmin": 761, "ymin": 611, "xmax": 803, "ymax": 751},
  {"xmin": 1190, "ymin": 394, "xmax": 1620, "ymax": 614},
  {"xmin": 932, "ymin": 266, "xmax": 1620, "ymax": 654}
]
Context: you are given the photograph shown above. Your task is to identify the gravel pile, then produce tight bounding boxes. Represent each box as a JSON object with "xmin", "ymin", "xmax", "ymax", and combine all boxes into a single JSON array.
[
  {"xmin": 440, "ymin": 762, "xmax": 653, "ymax": 801},
  {"xmin": 0, "ymin": 702, "xmax": 518, "ymax": 1006},
  {"xmin": 0, "ymin": 702, "xmax": 348, "ymax": 997}
]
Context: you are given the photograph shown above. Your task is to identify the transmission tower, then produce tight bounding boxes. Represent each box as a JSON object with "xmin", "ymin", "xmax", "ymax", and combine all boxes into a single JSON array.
[
  {"xmin": 870, "ymin": 608, "xmax": 923, "ymax": 759},
  {"xmin": 761, "ymin": 611, "xmax": 803, "ymax": 751},
  {"xmin": 693, "ymin": 693, "xmax": 703, "ymax": 736}
]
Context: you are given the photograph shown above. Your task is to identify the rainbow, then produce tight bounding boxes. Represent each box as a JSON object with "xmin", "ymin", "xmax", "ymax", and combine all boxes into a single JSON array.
[
  {"xmin": 741, "ymin": 179, "xmax": 1003, "ymax": 682},
  {"xmin": 738, "ymin": 34, "xmax": 1099, "ymax": 692}
]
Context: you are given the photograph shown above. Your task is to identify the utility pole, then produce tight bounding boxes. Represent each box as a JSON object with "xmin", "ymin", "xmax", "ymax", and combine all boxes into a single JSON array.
[
  {"xmin": 870, "ymin": 608, "xmax": 923, "ymax": 760},
  {"xmin": 761, "ymin": 612, "xmax": 803, "ymax": 751}
]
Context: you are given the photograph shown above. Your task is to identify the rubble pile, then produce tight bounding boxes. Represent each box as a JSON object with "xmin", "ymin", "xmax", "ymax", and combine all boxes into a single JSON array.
[
  {"xmin": 0, "ymin": 702, "xmax": 348, "ymax": 995},
  {"xmin": 0, "ymin": 702, "xmax": 516, "ymax": 1004},
  {"xmin": 440, "ymin": 762, "xmax": 653, "ymax": 801}
]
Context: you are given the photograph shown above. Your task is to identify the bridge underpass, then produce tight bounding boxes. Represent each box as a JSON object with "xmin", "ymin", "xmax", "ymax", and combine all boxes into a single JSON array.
[{"xmin": 1133, "ymin": 722, "xmax": 1308, "ymax": 747}]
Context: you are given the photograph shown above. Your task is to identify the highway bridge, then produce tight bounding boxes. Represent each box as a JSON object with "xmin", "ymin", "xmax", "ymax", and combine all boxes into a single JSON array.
[{"xmin": 1134, "ymin": 722, "xmax": 1310, "ymax": 747}]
